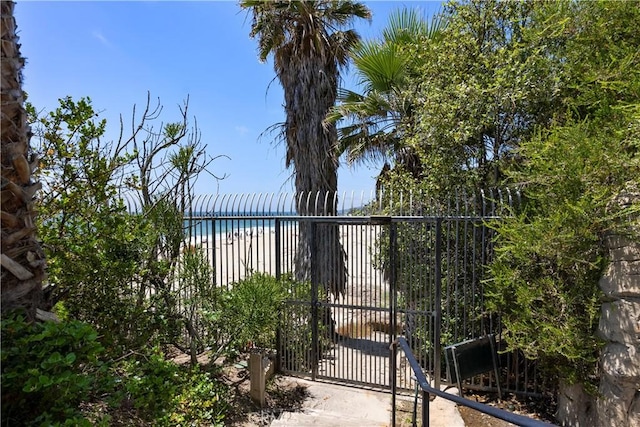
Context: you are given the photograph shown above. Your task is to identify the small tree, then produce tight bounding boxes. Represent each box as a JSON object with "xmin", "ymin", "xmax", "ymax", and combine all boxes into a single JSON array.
[{"xmin": 29, "ymin": 95, "xmax": 224, "ymax": 355}]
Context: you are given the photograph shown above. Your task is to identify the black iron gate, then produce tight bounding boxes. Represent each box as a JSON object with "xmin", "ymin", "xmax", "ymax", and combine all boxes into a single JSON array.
[
  {"xmin": 277, "ymin": 214, "xmax": 529, "ymax": 393},
  {"xmin": 278, "ymin": 217, "xmax": 397, "ymax": 388},
  {"xmin": 276, "ymin": 215, "xmax": 496, "ymax": 391},
  {"xmin": 182, "ymin": 190, "xmax": 542, "ymax": 395}
]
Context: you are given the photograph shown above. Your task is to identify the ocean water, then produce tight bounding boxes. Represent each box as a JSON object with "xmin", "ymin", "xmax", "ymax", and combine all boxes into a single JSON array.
[{"xmin": 185, "ymin": 217, "xmax": 296, "ymax": 238}]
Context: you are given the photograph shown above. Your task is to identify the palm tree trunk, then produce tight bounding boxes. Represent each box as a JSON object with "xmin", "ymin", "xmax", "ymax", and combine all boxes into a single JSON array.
[
  {"xmin": 282, "ymin": 56, "xmax": 347, "ymax": 297},
  {"xmin": 1, "ymin": 0, "xmax": 46, "ymax": 320}
]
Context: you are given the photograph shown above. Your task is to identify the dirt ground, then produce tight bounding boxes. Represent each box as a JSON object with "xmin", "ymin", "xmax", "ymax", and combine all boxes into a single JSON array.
[
  {"xmin": 217, "ymin": 357, "xmax": 309, "ymax": 426},
  {"xmin": 393, "ymin": 390, "xmax": 556, "ymax": 427}
]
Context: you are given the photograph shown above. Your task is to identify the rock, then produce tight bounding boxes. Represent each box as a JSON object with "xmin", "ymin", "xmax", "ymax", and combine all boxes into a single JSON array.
[
  {"xmin": 556, "ymin": 381, "xmax": 596, "ymax": 427},
  {"xmin": 598, "ymin": 299, "xmax": 640, "ymax": 344},
  {"xmin": 599, "ymin": 260, "xmax": 640, "ymax": 298},
  {"xmin": 596, "ymin": 371, "xmax": 639, "ymax": 427},
  {"xmin": 600, "ymin": 343, "xmax": 640, "ymax": 381}
]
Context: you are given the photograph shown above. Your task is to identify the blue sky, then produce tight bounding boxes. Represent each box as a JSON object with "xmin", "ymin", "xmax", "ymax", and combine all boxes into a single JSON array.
[{"xmin": 16, "ymin": 1, "xmax": 441, "ymax": 196}]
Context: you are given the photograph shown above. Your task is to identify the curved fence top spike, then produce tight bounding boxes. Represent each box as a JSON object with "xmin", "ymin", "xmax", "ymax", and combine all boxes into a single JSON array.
[
  {"xmin": 242, "ymin": 193, "xmax": 250, "ymax": 214},
  {"xmin": 229, "ymin": 193, "xmax": 241, "ymax": 215},
  {"xmin": 349, "ymin": 191, "xmax": 357, "ymax": 213},
  {"xmin": 299, "ymin": 192, "xmax": 308, "ymax": 215},
  {"xmin": 265, "ymin": 192, "xmax": 274, "ymax": 214},
  {"xmin": 219, "ymin": 193, "xmax": 229, "ymax": 215},
  {"xmin": 194, "ymin": 193, "xmax": 208, "ymax": 214},
  {"xmin": 204, "ymin": 193, "xmax": 216, "ymax": 214},
  {"xmin": 211, "ymin": 193, "xmax": 222, "ymax": 215},
  {"xmin": 321, "ymin": 192, "xmax": 329, "ymax": 215},
  {"xmin": 255, "ymin": 192, "xmax": 264, "ymax": 214},
  {"xmin": 219, "ymin": 193, "xmax": 230, "ymax": 215},
  {"xmin": 479, "ymin": 188, "xmax": 487, "ymax": 216},
  {"xmin": 307, "ymin": 192, "xmax": 315, "ymax": 215},
  {"xmin": 314, "ymin": 192, "xmax": 322, "ymax": 216},
  {"xmin": 191, "ymin": 194, "xmax": 202, "ymax": 213},
  {"xmin": 276, "ymin": 192, "xmax": 287, "ymax": 215},
  {"xmin": 246, "ymin": 193, "xmax": 256, "ymax": 215},
  {"xmin": 329, "ymin": 191, "xmax": 337, "ymax": 214},
  {"xmin": 194, "ymin": 194, "xmax": 205, "ymax": 214}
]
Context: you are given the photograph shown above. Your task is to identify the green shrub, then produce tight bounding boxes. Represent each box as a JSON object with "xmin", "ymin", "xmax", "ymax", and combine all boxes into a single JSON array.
[
  {"xmin": 1, "ymin": 312, "xmax": 105, "ymax": 426},
  {"xmin": 160, "ymin": 368, "xmax": 228, "ymax": 427},
  {"xmin": 219, "ymin": 272, "xmax": 288, "ymax": 352},
  {"xmin": 114, "ymin": 350, "xmax": 228, "ymax": 426},
  {"xmin": 487, "ymin": 119, "xmax": 639, "ymax": 384}
]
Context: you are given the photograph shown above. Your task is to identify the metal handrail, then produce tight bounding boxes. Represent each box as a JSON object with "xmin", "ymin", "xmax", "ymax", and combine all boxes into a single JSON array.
[{"xmin": 390, "ymin": 337, "xmax": 557, "ymax": 427}]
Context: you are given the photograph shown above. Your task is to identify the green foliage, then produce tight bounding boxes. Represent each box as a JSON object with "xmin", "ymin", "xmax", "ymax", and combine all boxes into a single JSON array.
[
  {"xmin": 488, "ymin": 118, "xmax": 639, "ymax": 383},
  {"xmin": 28, "ymin": 95, "xmax": 216, "ymax": 357},
  {"xmin": 396, "ymin": 0, "xmax": 562, "ymax": 196},
  {"xmin": 162, "ymin": 368, "xmax": 228, "ymax": 427},
  {"xmin": 486, "ymin": 0, "xmax": 640, "ymax": 385},
  {"xmin": 113, "ymin": 351, "xmax": 228, "ymax": 426},
  {"xmin": 331, "ymin": 7, "xmax": 446, "ymax": 170},
  {"xmin": 1, "ymin": 312, "xmax": 105, "ymax": 426},
  {"xmin": 174, "ymin": 247, "xmax": 220, "ymax": 358},
  {"xmin": 218, "ymin": 273, "xmax": 288, "ymax": 354},
  {"xmin": 356, "ymin": 0, "xmax": 639, "ymax": 389}
]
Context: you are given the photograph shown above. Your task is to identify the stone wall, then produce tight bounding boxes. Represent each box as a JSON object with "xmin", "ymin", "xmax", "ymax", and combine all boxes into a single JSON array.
[
  {"xmin": 596, "ymin": 234, "xmax": 640, "ymax": 427},
  {"xmin": 596, "ymin": 187, "xmax": 640, "ymax": 427},
  {"xmin": 557, "ymin": 186, "xmax": 639, "ymax": 427}
]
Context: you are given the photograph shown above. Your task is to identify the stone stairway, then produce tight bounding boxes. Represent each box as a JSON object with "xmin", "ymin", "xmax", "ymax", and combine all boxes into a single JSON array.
[{"xmin": 269, "ymin": 378, "xmax": 465, "ymax": 427}]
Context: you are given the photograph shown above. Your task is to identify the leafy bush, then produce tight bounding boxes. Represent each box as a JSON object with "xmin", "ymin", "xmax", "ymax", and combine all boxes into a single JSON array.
[
  {"xmin": 487, "ymin": 119, "xmax": 639, "ymax": 384},
  {"xmin": 160, "ymin": 367, "xmax": 228, "ymax": 427},
  {"xmin": 29, "ymin": 96, "xmax": 217, "ymax": 358},
  {"xmin": 113, "ymin": 350, "xmax": 228, "ymax": 426},
  {"xmin": 216, "ymin": 272, "xmax": 288, "ymax": 356},
  {"xmin": 1, "ymin": 312, "xmax": 105, "ymax": 426}
]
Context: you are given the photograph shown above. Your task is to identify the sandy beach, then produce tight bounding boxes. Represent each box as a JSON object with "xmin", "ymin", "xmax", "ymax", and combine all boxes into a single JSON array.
[{"xmin": 189, "ymin": 223, "xmax": 390, "ymax": 328}]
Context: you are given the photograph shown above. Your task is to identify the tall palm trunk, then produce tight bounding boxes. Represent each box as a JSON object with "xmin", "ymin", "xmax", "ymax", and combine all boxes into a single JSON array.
[
  {"xmin": 1, "ymin": 0, "xmax": 46, "ymax": 320},
  {"xmin": 282, "ymin": 54, "xmax": 347, "ymax": 297},
  {"xmin": 242, "ymin": 0, "xmax": 371, "ymax": 298}
]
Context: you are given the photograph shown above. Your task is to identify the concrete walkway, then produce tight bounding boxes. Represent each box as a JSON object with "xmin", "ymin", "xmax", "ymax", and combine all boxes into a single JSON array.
[{"xmin": 271, "ymin": 378, "xmax": 465, "ymax": 427}]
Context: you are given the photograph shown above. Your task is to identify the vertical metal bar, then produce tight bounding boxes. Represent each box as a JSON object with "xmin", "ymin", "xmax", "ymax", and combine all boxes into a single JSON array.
[
  {"xmin": 389, "ymin": 219, "xmax": 398, "ymax": 391},
  {"xmin": 434, "ymin": 219, "xmax": 443, "ymax": 391},
  {"xmin": 212, "ymin": 217, "xmax": 217, "ymax": 287},
  {"xmin": 390, "ymin": 339, "xmax": 397, "ymax": 427},
  {"xmin": 422, "ymin": 389, "xmax": 430, "ymax": 427},
  {"xmin": 275, "ymin": 218, "xmax": 281, "ymax": 281},
  {"xmin": 390, "ymin": 220, "xmax": 398, "ymax": 344},
  {"xmin": 310, "ymin": 221, "xmax": 319, "ymax": 381}
]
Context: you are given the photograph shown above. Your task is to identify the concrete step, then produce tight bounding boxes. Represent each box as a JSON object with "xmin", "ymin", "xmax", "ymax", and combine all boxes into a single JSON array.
[{"xmin": 271, "ymin": 408, "xmax": 388, "ymax": 426}]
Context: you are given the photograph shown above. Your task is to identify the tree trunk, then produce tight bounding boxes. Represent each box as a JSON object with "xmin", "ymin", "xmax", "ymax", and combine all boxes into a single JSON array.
[
  {"xmin": 1, "ymin": 0, "xmax": 46, "ymax": 320},
  {"xmin": 282, "ymin": 55, "xmax": 347, "ymax": 297}
]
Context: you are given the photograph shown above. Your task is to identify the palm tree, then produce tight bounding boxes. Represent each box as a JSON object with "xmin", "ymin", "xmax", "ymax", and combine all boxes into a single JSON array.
[
  {"xmin": 328, "ymin": 8, "xmax": 447, "ymax": 181},
  {"xmin": 1, "ymin": 0, "xmax": 46, "ymax": 320},
  {"xmin": 242, "ymin": 0, "xmax": 371, "ymax": 297}
]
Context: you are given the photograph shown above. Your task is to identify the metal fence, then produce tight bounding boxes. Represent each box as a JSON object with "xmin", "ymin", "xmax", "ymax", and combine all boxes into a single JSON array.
[{"xmin": 175, "ymin": 189, "xmax": 543, "ymax": 396}]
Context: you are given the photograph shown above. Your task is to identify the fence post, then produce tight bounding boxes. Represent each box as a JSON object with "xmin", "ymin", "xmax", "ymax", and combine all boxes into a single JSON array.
[
  {"xmin": 275, "ymin": 218, "xmax": 282, "ymax": 373},
  {"xmin": 390, "ymin": 339, "xmax": 398, "ymax": 427},
  {"xmin": 310, "ymin": 221, "xmax": 319, "ymax": 381},
  {"xmin": 434, "ymin": 218, "xmax": 443, "ymax": 391},
  {"xmin": 422, "ymin": 389, "xmax": 430, "ymax": 427},
  {"xmin": 389, "ymin": 220, "xmax": 398, "ymax": 344}
]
